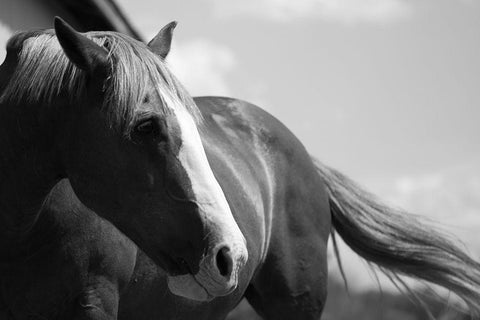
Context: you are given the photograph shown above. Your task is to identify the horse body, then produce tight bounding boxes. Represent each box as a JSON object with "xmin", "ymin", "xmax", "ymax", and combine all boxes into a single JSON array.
[{"xmin": 198, "ymin": 96, "xmax": 331, "ymax": 318}]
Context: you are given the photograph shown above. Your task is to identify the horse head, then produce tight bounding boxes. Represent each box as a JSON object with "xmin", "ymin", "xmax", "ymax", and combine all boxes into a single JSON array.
[{"xmin": 0, "ymin": 18, "xmax": 248, "ymax": 301}]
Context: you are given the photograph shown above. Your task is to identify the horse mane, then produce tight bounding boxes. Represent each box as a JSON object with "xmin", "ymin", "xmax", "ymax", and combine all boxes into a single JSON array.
[{"xmin": 0, "ymin": 29, "xmax": 201, "ymax": 132}]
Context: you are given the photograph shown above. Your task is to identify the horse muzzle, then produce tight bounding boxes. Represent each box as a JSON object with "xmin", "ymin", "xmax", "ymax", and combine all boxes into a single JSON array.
[{"xmin": 167, "ymin": 241, "xmax": 248, "ymax": 301}]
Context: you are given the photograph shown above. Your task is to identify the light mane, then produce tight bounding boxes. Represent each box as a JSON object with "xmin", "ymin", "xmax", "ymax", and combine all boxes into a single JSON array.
[{"xmin": 0, "ymin": 29, "xmax": 201, "ymax": 132}]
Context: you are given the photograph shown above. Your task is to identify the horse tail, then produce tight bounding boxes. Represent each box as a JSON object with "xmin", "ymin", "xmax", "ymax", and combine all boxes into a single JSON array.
[{"xmin": 313, "ymin": 158, "xmax": 480, "ymax": 317}]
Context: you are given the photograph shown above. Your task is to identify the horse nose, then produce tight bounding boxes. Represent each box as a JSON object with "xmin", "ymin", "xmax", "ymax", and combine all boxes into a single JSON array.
[
  {"xmin": 194, "ymin": 242, "xmax": 248, "ymax": 298},
  {"xmin": 215, "ymin": 246, "xmax": 234, "ymax": 278}
]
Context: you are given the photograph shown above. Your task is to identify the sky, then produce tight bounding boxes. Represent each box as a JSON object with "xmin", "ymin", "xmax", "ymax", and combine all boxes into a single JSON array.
[
  {"xmin": 115, "ymin": 0, "xmax": 480, "ymax": 184},
  {"xmin": 0, "ymin": 0, "xmax": 479, "ymax": 292},
  {"xmin": 115, "ymin": 0, "xmax": 480, "ymax": 291}
]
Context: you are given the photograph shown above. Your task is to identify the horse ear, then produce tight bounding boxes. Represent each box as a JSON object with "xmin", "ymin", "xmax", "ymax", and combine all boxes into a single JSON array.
[
  {"xmin": 54, "ymin": 17, "xmax": 108, "ymax": 73},
  {"xmin": 148, "ymin": 21, "xmax": 177, "ymax": 59}
]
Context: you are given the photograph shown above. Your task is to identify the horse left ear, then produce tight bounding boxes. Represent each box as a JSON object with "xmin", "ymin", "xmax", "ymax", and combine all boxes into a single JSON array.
[
  {"xmin": 148, "ymin": 21, "xmax": 177, "ymax": 59},
  {"xmin": 54, "ymin": 17, "xmax": 109, "ymax": 74}
]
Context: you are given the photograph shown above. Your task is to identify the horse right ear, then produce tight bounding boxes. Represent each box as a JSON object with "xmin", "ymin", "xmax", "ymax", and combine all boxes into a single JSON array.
[
  {"xmin": 148, "ymin": 21, "xmax": 177, "ymax": 59},
  {"xmin": 54, "ymin": 17, "xmax": 109, "ymax": 74}
]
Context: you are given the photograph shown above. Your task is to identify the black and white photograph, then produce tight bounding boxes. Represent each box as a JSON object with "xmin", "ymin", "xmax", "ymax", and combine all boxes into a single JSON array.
[{"xmin": 0, "ymin": 0, "xmax": 479, "ymax": 319}]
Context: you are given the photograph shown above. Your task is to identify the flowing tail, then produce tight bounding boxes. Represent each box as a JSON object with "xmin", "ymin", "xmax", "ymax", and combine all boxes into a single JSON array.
[{"xmin": 313, "ymin": 159, "xmax": 480, "ymax": 317}]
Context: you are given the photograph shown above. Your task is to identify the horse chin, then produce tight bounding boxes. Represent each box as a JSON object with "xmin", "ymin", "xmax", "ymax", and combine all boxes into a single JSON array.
[{"xmin": 167, "ymin": 274, "xmax": 214, "ymax": 302}]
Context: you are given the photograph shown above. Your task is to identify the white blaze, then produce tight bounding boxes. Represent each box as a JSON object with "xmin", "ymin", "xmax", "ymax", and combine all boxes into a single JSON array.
[{"xmin": 167, "ymin": 106, "xmax": 248, "ymax": 300}]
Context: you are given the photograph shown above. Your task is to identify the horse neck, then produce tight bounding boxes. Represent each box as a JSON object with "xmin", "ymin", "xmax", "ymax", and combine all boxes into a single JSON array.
[{"xmin": 0, "ymin": 102, "xmax": 64, "ymax": 246}]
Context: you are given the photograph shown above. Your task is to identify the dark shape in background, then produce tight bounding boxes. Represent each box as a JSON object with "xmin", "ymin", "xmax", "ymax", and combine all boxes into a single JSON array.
[
  {"xmin": 0, "ymin": 0, "xmax": 141, "ymax": 39},
  {"xmin": 51, "ymin": 0, "xmax": 141, "ymax": 38}
]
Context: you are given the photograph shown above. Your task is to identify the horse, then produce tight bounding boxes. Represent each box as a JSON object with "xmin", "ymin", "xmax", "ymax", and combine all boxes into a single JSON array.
[
  {"xmin": 0, "ymin": 16, "xmax": 248, "ymax": 304},
  {"xmin": 1, "ymin": 18, "xmax": 480, "ymax": 319}
]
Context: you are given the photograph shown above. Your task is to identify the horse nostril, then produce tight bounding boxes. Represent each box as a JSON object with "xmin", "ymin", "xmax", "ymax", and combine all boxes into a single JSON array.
[{"xmin": 215, "ymin": 247, "xmax": 233, "ymax": 278}]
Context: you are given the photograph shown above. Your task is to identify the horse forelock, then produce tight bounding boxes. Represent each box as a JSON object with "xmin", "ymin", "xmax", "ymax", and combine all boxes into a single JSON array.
[{"xmin": 0, "ymin": 30, "xmax": 201, "ymax": 132}]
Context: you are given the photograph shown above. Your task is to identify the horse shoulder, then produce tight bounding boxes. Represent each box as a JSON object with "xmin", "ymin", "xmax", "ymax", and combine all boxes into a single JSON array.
[{"xmin": 52, "ymin": 180, "xmax": 138, "ymax": 291}]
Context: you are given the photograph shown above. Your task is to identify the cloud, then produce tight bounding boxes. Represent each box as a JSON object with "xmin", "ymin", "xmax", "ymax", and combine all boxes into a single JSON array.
[
  {"xmin": 384, "ymin": 165, "xmax": 480, "ymax": 252},
  {"xmin": 0, "ymin": 22, "xmax": 12, "ymax": 62},
  {"xmin": 329, "ymin": 163, "xmax": 480, "ymax": 292},
  {"xmin": 166, "ymin": 39, "xmax": 236, "ymax": 96},
  {"xmin": 208, "ymin": 0, "xmax": 412, "ymax": 24}
]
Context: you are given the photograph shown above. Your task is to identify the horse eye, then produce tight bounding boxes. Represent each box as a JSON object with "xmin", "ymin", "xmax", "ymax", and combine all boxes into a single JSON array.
[{"xmin": 135, "ymin": 119, "xmax": 156, "ymax": 135}]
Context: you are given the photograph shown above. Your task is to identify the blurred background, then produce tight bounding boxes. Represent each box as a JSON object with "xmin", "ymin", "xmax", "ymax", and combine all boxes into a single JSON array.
[{"xmin": 1, "ymin": 0, "xmax": 479, "ymax": 318}]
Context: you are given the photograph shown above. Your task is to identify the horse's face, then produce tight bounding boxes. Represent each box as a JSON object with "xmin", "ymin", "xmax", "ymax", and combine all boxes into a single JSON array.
[{"xmin": 54, "ymin": 19, "xmax": 248, "ymax": 301}]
